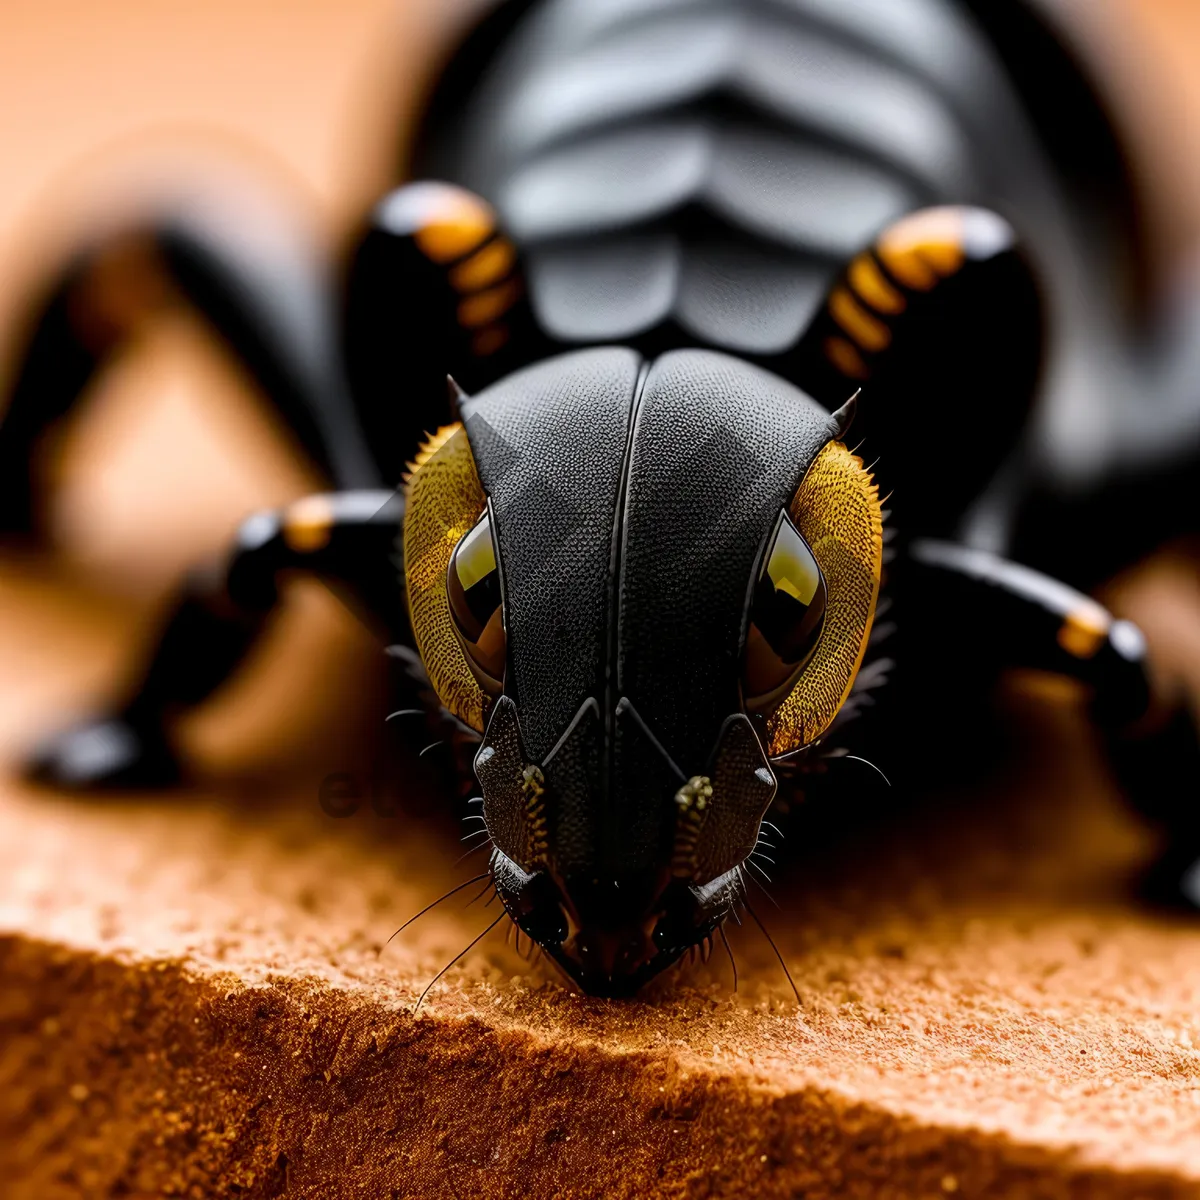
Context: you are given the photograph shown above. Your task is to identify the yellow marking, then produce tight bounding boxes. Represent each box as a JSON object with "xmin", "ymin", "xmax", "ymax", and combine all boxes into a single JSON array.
[
  {"xmin": 849, "ymin": 253, "xmax": 906, "ymax": 314},
  {"xmin": 766, "ymin": 442, "xmax": 883, "ymax": 757},
  {"xmin": 672, "ymin": 776, "xmax": 714, "ymax": 878},
  {"xmin": 767, "ymin": 522, "xmax": 821, "ymax": 605},
  {"xmin": 403, "ymin": 424, "xmax": 489, "ymax": 733},
  {"xmin": 879, "ymin": 248, "xmax": 936, "ymax": 290},
  {"xmin": 825, "ymin": 336, "xmax": 870, "ymax": 381},
  {"xmin": 453, "ymin": 515, "xmax": 497, "ymax": 592},
  {"xmin": 830, "ymin": 286, "xmax": 892, "ymax": 352},
  {"xmin": 449, "ymin": 237, "xmax": 516, "ymax": 293},
  {"xmin": 413, "ymin": 190, "xmax": 495, "ymax": 265},
  {"xmin": 471, "ymin": 325, "xmax": 510, "ymax": 357},
  {"xmin": 283, "ymin": 495, "xmax": 334, "ymax": 553},
  {"xmin": 458, "ymin": 279, "xmax": 522, "ymax": 328},
  {"xmin": 877, "ymin": 207, "xmax": 966, "ymax": 291},
  {"xmin": 522, "ymin": 765, "xmax": 550, "ymax": 864},
  {"xmin": 1057, "ymin": 603, "xmax": 1111, "ymax": 660}
]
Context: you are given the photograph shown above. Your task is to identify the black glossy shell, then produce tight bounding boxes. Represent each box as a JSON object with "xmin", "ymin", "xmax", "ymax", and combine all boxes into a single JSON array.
[{"xmin": 422, "ymin": 0, "xmax": 1118, "ymax": 389}]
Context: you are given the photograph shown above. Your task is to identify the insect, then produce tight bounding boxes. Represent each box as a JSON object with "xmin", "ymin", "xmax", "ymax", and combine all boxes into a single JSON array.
[{"xmin": 3, "ymin": 0, "xmax": 1199, "ymax": 997}]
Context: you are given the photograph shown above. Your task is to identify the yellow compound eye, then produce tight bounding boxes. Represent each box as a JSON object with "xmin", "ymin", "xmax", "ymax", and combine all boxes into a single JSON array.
[
  {"xmin": 761, "ymin": 440, "xmax": 883, "ymax": 758},
  {"xmin": 403, "ymin": 423, "xmax": 492, "ymax": 732},
  {"xmin": 447, "ymin": 511, "xmax": 506, "ymax": 692},
  {"xmin": 743, "ymin": 514, "xmax": 828, "ymax": 712}
]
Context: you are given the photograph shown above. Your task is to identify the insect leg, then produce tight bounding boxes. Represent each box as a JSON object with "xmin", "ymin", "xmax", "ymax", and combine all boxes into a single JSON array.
[
  {"xmin": 0, "ymin": 188, "xmax": 377, "ymax": 539},
  {"xmin": 25, "ymin": 489, "xmax": 405, "ymax": 789},
  {"xmin": 899, "ymin": 539, "xmax": 1200, "ymax": 905},
  {"xmin": 785, "ymin": 206, "xmax": 1044, "ymax": 539},
  {"xmin": 341, "ymin": 181, "xmax": 541, "ymax": 488},
  {"xmin": 902, "ymin": 539, "xmax": 1150, "ymax": 722}
]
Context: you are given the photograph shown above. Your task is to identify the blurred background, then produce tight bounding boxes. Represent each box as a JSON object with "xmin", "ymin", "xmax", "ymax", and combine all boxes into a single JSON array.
[
  {"xmin": 7, "ymin": 15, "xmax": 1200, "ymax": 1194},
  {"xmin": 0, "ymin": 0, "xmax": 463, "ymax": 787},
  {"xmin": 0, "ymin": 0, "xmax": 1199, "ymax": 796}
]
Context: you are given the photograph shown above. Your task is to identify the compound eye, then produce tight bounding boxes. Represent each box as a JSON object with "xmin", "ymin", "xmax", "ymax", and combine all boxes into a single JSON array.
[
  {"xmin": 744, "ymin": 513, "xmax": 827, "ymax": 711},
  {"xmin": 447, "ymin": 510, "xmax": 506, "ymax": 692}
]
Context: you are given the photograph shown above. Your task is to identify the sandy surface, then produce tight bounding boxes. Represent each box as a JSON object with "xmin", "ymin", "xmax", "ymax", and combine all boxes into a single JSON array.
[
  {"xmin": 3, "ymin": 1, "xmax": 1200, "ymax": 1196},
  {"xmin": 6, "ymin": 559, "xmax": 1200, "ymax": 1196}
]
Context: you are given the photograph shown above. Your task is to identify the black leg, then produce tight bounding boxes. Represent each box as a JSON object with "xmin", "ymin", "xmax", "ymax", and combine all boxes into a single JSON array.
[
  {"xmin": 784, "ymin": 206, "xmax": 1044, "ymax": 539},
  {"xmin": 27, "ymin": 489, "xmax": 405, "ymax": 789},
  {"xmin": 901, "ymin": 539, "xmax": 1150, "ymax": 723},
  {"xmin": 1114, "ymin": 708, "xmax": 1200, "ymax": 910},
  {"xmin": 895, "ymin": 539, "xmax": 1200, "ymax": 905},
  {"xmin": 0, "ymin": 187, "xmax": 377, "ymax": 539},
  {"xmin": 342, "ymin": 181, "xmax": 542, "ymax": 487}
]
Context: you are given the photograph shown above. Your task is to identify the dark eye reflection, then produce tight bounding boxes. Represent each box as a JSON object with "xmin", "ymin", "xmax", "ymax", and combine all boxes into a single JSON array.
[
  {"xmin": 743, "ymin": 511, "xmax": 827, "ymax": 711},
  {"xmin": 447, "ymin": 510, "xmax": 506, "ymax": 690}
]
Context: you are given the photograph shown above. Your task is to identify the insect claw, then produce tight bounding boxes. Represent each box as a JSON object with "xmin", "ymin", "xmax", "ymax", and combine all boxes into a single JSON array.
[
  {"xmin": 831, "ymin": 388, "xmax": 860, "ymax": 438},
  {"xmin": 446, "ymin": 374, "xmax": 469, "ymax": 413}
]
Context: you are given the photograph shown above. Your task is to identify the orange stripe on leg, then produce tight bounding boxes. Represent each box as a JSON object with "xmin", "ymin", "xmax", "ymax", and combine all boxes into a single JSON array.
[
  {"xmin": 471, "ymin": 325, "xmax": 510, "ymax": 357},
  {"xmin": 877, "ymin": 244, "xmax": 938, "ymax": 290},
  {"xmin": 458, "ymin": 279, "xmax": 522, "ymax": 328},
  {"xmin": 830, "ymin": 286, "xmax": 892, "ymax": 352},
  {"xmin": 413, "ymin": 191, "xmax": 496, "ymax": 265},
  {"xmin": 1057, "ymin": 602, "xmax": 1111, "ymax": 659},
  {"xmin": 877, "ymin": 208, "xmax": 966, "ymax": 290},
  {"xmin": 449, "ymin": 238, "xmax": 517, "ymax": 293},
  {"xmin": 284, "ymin": 496, "xmax": 335, "ymax": 553},
  {"xmin": 824, "ymin": 336, "xmax": 870, "ymax": 381},
  {"xmin": 848, "ymin": 254, "xmax": 906, "ymax": 314}
]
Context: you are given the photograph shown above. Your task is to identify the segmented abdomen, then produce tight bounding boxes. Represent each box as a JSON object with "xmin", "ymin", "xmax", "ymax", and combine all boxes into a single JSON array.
[{"xmin": 425, "ymin": 0, "xmax": 1067, "ymax": 364}]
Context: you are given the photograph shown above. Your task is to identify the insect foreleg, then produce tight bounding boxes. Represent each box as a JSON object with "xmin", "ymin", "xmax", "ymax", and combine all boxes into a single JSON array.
[
  {"xmin": 25, "ymin": 489, "xmax": 406, "ymax": 789},
  {"xmin": 0, "ymin": 187, "xmax": 378, "ymax": 539},
  {"xmin": 341, "ymin": 181, "xmax": 541, "ymax": 488},
  {"xmin": 787, "ymin": 205, "xmax": 1043, "ymax": 541}
]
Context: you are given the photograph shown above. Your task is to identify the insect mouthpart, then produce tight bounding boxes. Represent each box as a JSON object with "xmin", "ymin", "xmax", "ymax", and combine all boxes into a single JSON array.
[{"xmin": 491, "ymin": 850, "xmax": 734, "ymax": 997}]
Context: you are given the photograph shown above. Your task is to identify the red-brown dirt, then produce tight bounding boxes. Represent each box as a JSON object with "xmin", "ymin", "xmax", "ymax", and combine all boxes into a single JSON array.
[
  {"xmin": 5, "ymin": 546, "xmax": 1200, "ymax": 1198},
  {"xmin": 4, "ymin": 1, "xmax": 1200, "ymax": 1196}
]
